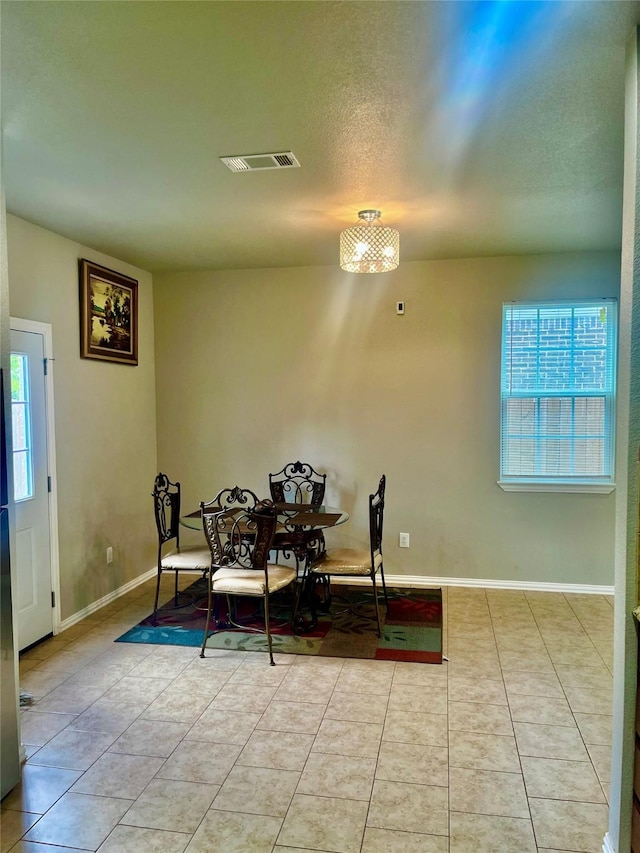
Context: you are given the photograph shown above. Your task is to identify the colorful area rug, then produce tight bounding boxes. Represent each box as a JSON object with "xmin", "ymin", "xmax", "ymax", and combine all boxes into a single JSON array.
[{"xmin": 116, "ymin": 578, "xmax": 442, "ymax": 663}]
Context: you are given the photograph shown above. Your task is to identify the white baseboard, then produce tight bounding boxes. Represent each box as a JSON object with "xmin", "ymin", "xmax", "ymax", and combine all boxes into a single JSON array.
[
  {"xmin": 334, "ymin": 573, "xmax": 615, "ymax": 596},
  {"xmin": 56, "ymin": 567, "xmax": 614, "ymax": 634},
  {"xmin": 602, "ymin": 831, "xmax": 615, "ymax": 853},
  {"xmin": 57, "ymin": 566, "xmax": 158, "ymax": 633}
]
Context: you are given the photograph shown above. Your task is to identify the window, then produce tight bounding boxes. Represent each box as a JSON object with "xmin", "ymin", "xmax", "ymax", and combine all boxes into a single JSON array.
[
  {"xmin": 499, "ymin": 299, "xmax": 617, "ymax": 492},
  {"xmin": 10, "ymin": 353, "xmax": 34, "ymax": 501}
]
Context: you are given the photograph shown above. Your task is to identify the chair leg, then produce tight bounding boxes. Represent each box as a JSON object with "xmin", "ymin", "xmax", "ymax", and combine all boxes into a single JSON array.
[
  {"xmin": 291, "ymin": 562, "xmax": 313, "ymax": 633},
  {"xmin": 264, "ymin": 590, "xmax": 275, "ymax": 666},
  {"xmin": 313, "ymin": 573, "xmax": 331, "ymax": 612},
  {"xmin": 152, "ymin": 568, "xmax": 162, "ymax": 625},
  {"xmin": 290, "ymin": 574, "xmax": 304, "ymax": 634},
  {"xmin": 379, "ymin": 563, "xmax": 389, "ymax": 609},
  {"xmin": 199, "ymin": 578, "xmax": 214, "ymax": 658},
  {"xmin": 307, "ymin": 573, "xmax": 320, "ymax": 629},
  {"xmin": 227, "ymin": 594, "xmax": 236, "ymax": 625},
  {"xmin": 174, "ymin": 570, "xmax": 179, "ymax": 605},
  {"xmin": 213, "ymin": 591, "xmax": 221, "ymax": 626},
  {"xmin": 371, "ymin": 572, "xmax": 382, "ymax": 638}
]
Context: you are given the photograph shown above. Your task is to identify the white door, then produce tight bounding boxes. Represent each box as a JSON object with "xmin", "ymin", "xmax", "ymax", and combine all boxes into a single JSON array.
[{"xmin": 10, "ymin": 328, "xmax": 53, "ymax": 650}]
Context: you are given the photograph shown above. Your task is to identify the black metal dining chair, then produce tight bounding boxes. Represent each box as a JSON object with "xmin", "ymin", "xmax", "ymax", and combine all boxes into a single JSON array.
[
  {"xmin": 307, "ymin": 474, "xmax": 389, "ymax": 636},
  {"xmin": 151, "ymin": 473, "xmax": 211, "ymax": 624},
  {"xmin": 199, "ymin": 499, "xmax": 298, "ymax": 665},
  {"xmin": 268, "ymin": 460, "xmax": 326, "ymax": 505},
  {"xmin": 203, "ymin": 485, "xmax": 259, "ymax": 512},
  {"xmin": 268, "ymin": 461, "xmax": 327, "ymax": 573}
]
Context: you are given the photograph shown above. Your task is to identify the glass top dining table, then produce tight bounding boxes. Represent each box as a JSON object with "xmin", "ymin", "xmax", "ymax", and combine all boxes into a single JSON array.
[
  {"xmin": 180, "ymin": 503, "xmax": 349, "ymax": 633},
  {"xmin": 180, "ymin": 503, "xmax": 349, "ymax": 533}
]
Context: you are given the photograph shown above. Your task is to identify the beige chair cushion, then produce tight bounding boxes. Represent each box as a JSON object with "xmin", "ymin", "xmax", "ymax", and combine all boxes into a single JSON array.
[
  {"xmin": 211, "ymin": 564, "xmax": 296, "ymax": 596},
  {"xmin": 311, "ymin": 547, "xmax": 377, "ymax": 576},
  {"xmin": 161, "ymin": 546, "xmax": 211, "ymax": 571}
]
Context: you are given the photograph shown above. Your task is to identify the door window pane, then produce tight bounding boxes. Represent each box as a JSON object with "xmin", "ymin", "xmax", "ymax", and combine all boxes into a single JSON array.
[
  {"xmin": 9, "ymin": 354, "xmax": 33, "ymax": 501},
  {"xmin": 13, "ymin": 451, "xmax": 31, "ymax": 501},
  {"xmin": 12, "ymin": 403, "xmax": 28, "ymax": 451}
]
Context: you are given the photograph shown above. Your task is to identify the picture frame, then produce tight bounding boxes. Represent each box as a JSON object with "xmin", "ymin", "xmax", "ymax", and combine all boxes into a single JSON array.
[{"xmin": 79, "ymin": 259, "xmax": 138, "ymax": 365}]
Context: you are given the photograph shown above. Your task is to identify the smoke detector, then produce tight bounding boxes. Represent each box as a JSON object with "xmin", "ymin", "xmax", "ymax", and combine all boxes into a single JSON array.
[{"xmin": 220, "ymin": 151, "xmax": 301, "ymax": 172}]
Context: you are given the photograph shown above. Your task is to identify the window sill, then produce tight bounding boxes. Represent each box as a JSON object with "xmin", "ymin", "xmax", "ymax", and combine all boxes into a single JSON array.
[{"xmin": 498, "ymin": 481, "xmax": 615, "ymax": 494}]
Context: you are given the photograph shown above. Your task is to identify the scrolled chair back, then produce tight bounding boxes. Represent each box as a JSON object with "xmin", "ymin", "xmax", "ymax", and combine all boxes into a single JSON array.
[
  {"xmin": 369, "ymin": 474, "xmax": 386, "ymax": 556},
  {"xmin": 201, "ymin": 498, "xmax": 277, "ymax": 571},
  {"xmin": 152, "ymin": 472, "xmax": 180, "ymax": 544},
  {"xmin": 205, "ymin": 485, "xmax": 259, "ymax": 511},
  {"xmin": 268, "ymin": 461, "xmax": 326, "ymax": 506}
]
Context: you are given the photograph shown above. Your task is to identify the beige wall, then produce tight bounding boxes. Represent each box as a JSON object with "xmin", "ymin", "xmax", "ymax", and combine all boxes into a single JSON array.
[
  {"xmin": 6, "ymin": 215, "xmax": 157, "ymax": 620},
  {"xmin": 154, "ymin": 251, "xmax": 619, "ymax": 588}
]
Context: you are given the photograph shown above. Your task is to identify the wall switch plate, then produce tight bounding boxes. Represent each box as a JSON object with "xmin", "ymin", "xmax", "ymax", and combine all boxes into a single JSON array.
[
  {"xmin": 396, "ymin": 301, "xmax": 405, "ymax": 315},
  {"xmin": 106, "ymin": 546, "xmax": 113, "ymax": 564},
  {"xmin": 399, "ymin": 532, "xmax": 410, "ymax": 548}
]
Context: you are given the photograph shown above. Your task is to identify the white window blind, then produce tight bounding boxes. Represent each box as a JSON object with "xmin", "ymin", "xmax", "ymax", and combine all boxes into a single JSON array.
[{"xmin": 500, "ymin": 300, "xmax": 617, "ymax": 489}]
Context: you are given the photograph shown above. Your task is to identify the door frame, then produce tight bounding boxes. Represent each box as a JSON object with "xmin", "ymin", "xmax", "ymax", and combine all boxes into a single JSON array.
[{"xmin": 10, "ymin": 317, "xmax": 60, "ymax": 637}]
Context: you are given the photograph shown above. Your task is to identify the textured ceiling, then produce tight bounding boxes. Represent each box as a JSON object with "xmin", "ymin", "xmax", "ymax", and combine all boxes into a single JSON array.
[{"xmin": 2, "ymin": 0, "xmax": 640, "ymax": 273}]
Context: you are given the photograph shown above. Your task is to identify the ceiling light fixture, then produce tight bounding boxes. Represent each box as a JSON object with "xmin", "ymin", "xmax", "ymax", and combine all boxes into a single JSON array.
[{"xmin": 339, "ymin": 209, "xmax": 399, "ymax": 274}]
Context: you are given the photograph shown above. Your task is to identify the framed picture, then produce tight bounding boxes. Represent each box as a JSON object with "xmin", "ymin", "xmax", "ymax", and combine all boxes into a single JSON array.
[{"xmin": 79, "ymin": 259, "xmax": 138, "ymax": 365}]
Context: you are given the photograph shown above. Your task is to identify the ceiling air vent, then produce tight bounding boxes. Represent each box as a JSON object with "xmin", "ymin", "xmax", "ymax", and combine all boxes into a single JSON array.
[{"xmin": 220, "ymin": 151, "xmax": 301, "ymax": 172}]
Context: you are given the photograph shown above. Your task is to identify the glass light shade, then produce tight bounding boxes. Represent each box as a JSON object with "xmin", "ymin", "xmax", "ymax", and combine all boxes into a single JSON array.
[{"xmin": 340, "ymin": 210, "xmax": 399, "ymax": 273}]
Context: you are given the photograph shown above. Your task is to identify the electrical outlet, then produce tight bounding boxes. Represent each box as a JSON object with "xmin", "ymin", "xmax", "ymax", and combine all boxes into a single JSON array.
[
  {"xmin": 399, "ymin": 532, "xmax": 410, "ymax": 548},
  {"xmin": 106, "ymin": 546, "xmax": 113, "ymax": 564},
  {"xmin": 396, "ymin": 301, "xmax": 405, "ymax": 315}
]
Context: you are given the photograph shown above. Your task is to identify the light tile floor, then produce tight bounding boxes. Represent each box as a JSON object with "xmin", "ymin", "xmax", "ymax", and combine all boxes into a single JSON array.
[{"xmin": 1, "ymin": 579, "xmax": 613, "ymax": 852}]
